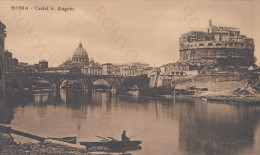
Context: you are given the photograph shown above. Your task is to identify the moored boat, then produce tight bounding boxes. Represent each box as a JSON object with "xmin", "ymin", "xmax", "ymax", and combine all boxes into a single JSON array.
[
  {"xmin": 80, "ymin": 140, "xmax": 142, "ymax": 151},
  {"xmin": 48, "ymin": 136, "xmax": 77, "ymax": 144}
]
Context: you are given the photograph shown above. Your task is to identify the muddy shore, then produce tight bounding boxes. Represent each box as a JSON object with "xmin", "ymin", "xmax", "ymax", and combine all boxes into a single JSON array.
[{"xmin": 0, "ymin": 132, "xmax": 90, "ymax": 154}]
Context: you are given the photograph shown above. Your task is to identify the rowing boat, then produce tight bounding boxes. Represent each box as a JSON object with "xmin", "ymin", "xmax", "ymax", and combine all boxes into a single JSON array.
[
  {"xmin": 80, "ymin": 140, "xmax": 142, "ymax": 151},
  {"xmin": 48, "ymin": 136, "xmax": 77, "ymax": 144}
]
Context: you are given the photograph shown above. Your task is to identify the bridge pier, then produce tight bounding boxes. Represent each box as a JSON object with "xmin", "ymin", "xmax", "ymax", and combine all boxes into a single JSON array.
[
  {"xmin": 82, "ymin": 84, "xmax": 87, "ymax": 91},
  {"xmin": 50, "ymin": 83, "xmax": 57, "ymax": 91},
  {"xmin": 54, "ymin": 83, "xmax": 61, "ymax": 95},
  {"xmin": 111, "ymin": 87, "xmax": 116, "ymax": 94}
]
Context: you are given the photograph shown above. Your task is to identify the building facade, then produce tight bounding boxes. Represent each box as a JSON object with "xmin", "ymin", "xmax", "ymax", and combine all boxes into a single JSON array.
[
  {"xmin": 0, "ymin": 21, "xmax": 6, "ymax": 103},
  {"xmin": 4, "ymin": 50, "xmax": 18, "ymax": 72},
  {"xmin": 179, "ymin": 21, "xmax": 255, "ymax": 67},
  {"xmin": 116, "ymin": 63, "xmax": 150, "ymax": 76},
  {"xmin": 39, "ymin": 60, "xmax": 48, "ymax": 70},
  {"xmin": 101, "ymin": 63, "xmax": 115, "ymax": 75},
  {"xmin": 119, "ymin": 66, "xmax": 136, "ymax": 76}
]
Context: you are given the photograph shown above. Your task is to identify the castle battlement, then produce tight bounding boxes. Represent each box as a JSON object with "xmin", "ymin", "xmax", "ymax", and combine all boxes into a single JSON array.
[{"xmin": 179, "ymin": 20, "xmax": 255, "ymax": 67}]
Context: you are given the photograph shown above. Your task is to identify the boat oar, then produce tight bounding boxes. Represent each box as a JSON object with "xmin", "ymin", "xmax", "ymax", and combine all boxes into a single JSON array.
[
  {"xmin": 96, "ymin": 135, "xmax": 104, "ymax": 139},
  {"xmin": 96, "ymin": 135, "xmax": 110, "ymax": 141},
  {"xmin": 107, "ymin": 136, "xmax": 118, "ymax": 141}
]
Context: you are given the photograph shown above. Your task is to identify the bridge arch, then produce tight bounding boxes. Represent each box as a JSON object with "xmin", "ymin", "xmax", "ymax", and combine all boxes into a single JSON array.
[
  {"xmin": 90, "ymin": 78, "xmax": 115, "ymax": 90},
  {"xmin": 27, "ymin": 76, "xmax": 53, "ymax": 89},
  {"xmin": 57, "ymin": 77, "xmax": 86, "ymax": 90},
  {"xmin": 5, "ymin": 76, "xmax": 18, "ymax": 88}
]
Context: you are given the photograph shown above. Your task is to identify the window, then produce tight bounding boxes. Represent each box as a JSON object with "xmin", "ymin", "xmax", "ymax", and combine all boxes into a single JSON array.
[
  {"xmin": 208, "ymin": 43, "xmax": 213, "ymax": 46},
  {"xmin": 199, "ymin": 44, "xmax": 204, "ymax": 46},
  {"xmin": 216, "ymin": 43, "xmax": 222, "ymax": 46}
]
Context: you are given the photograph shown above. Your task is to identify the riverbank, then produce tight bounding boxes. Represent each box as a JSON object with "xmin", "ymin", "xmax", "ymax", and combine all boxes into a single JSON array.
[
  {"xmin": 0, "ymin": 132, "xmax": 90, "ymax": 154},
  {"xmin": 204, "ymin": 95, "xmax": 260, "ymax": 105},
  {"xmin": 155, "ymin": 90, "xmax": 260, "ymax": 105},
  {"xmin": 197, "ymin": 89, "xmax": 260, "ymax": 105}
]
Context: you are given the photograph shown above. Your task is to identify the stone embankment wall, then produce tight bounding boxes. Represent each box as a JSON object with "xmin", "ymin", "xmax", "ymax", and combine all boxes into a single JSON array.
[{"xmin": 176, "ymin": 74, "xmax": 247, "ymax": 92}]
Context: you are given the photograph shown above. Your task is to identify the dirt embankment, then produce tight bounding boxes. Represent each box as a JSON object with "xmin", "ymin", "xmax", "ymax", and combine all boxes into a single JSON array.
[{"xmin": 0, "ymin": 132, "xmax": 89, "ymax": 154}]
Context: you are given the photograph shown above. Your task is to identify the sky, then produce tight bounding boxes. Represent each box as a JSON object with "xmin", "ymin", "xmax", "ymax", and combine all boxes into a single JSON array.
[{"xmin": 0, "ymin": 0, "xmax": 260, "ymax": 67}]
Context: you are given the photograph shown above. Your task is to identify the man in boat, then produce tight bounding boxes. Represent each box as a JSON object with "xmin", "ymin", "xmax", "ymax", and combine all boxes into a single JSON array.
[{"xmin": 121, "ymin": 130, "xmax": 130, "ymax": 141}]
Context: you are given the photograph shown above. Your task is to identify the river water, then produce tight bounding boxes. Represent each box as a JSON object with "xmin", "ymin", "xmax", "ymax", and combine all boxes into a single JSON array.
[{"xmin": 6, "ymin": 90, "xmax": 260, "ymax": 154}]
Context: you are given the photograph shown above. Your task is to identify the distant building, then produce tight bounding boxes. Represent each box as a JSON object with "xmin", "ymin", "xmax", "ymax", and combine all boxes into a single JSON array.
[
  {"xmin": 179, "ymin": 20, "xmax": 255, "ymax": 67},
  {"xmin": 16, "ymin": 62, "xmax": 37, "ymax": 73},
  {"xmin": 119, "ymin": 66, "xmax": 136, "ymax": 76},
  {"xmin": 14, "ymin": 60, "xmax": 48, "ymax": 72},
  {"xmin": 131, "ymin": 62, "xmax": 149, "ymax": 69},
  {"xmin": 86, "ymin": 66, "xmax": 102, "ymax": 75},
  {"xmin": 160, "ymin": 62, "xmax": 201, "ymax": 74},
  {"xmin": 101, "ymin": 63, "xmax": 115, "ymax": 75},
  {"xmin": 60, "ymin": 57, "xmax": 73, "ymax": 69},
  {"xmin": 0, "ymin": 20, "xmax": 6, "ymax": 101},
  {"xmin": 39, "ymin": 60, "xmax": 48, "ymax": 70},
  {"xmin": 18, "ymin": 62, "xmax": 28, "ymax": 67},
  {"xmin": 149, "ymin": 75, "xmax": 173, "ymax": 87},
  {"xmin": 70, "ymin": 66, "xmax": 82, "ymax": 74},
  {"xmin": 116, "ymin": 62, "xmax": 150, "ymax": 76},
  {"xmin": 4, "ymin": 50, "xmax": 18, "ymax": 72},
  {"xmin": 131, "ymin": 62, "xmax": 150, "ymax": 76},
  {"xmin": 34, "ymin": 64, "xmax": 40, "ymax": 71},
  {"xmin": 140, "ymin": 67, "xmax": 154, "ymax": 76}
]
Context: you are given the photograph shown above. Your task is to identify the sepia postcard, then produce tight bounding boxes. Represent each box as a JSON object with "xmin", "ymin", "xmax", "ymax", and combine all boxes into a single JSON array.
[{"xmin": 0, "ymin": 0, "xmax": 260, "ymax": 154}]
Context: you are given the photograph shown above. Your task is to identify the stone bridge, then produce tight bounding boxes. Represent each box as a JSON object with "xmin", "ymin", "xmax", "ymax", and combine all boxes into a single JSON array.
[{"xmin": 5, "ymin": 72, "xmax": 127, "ymax": 93}]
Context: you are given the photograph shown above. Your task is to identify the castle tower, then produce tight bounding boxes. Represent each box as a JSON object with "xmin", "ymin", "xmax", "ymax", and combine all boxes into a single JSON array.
[{"xmin": 179, "ymin": 21, "xmax": 255, "ymax": 68}]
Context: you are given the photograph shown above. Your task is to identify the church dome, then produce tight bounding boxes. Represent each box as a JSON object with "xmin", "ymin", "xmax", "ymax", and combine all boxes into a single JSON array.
[
  {"xmin": 73, "ymin": 42, "xmax": 88, "ymax": 57},
  {"xmin": 72, "ymin": 42, "xmax": 89, "ymax": 66}
]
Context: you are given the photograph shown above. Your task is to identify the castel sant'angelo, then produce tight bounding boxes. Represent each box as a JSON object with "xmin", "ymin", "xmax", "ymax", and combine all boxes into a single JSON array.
[{"xmin": 179, "ymin": 20, "xmax": 255, "ymax": 68}]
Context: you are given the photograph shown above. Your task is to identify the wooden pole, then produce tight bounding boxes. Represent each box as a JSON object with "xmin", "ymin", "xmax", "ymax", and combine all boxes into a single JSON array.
[{"xmin": 0, "ymin": 123, "xmax": 45, "ymax": 142}]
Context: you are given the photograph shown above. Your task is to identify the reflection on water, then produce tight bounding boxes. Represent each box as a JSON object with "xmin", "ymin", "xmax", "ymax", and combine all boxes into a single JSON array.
[
  {"xmin": 4, "ymin": 90, "xmax": 260, "ymax": 154},
  {"xmin": 34, "ymin": 93, "xmax": 49, "ymax": 104},
  {"xmin": 178, "ymin": 101, "xmax": 258, "ymax": 154}
]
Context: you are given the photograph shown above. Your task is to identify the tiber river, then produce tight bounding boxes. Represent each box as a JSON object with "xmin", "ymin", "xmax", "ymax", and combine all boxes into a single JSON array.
[{"xmin": 6, "ymin": 90, "xmax": 260, "ymax": 154}]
